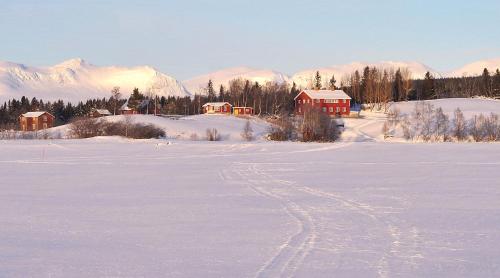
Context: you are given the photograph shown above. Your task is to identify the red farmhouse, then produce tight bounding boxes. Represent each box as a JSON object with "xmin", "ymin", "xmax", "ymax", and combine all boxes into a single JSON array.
[
  {"xmin": 294, "ymin": 89, "xmax": 351, "ymax": 116},
  {"xmin": 202, "ymin": 102, "xmax": 232, "ymax": 114},
  {"xmin": 19, "ymin": 111, "xmax": 55, "ymax": 131}
]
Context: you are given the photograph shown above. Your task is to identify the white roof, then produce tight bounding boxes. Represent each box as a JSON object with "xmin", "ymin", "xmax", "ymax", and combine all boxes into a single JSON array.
[
  {"xmin": 21, "ymin": 111, "xmax": 51, "ymax": 118},
  {"xmin": 295, "ymin": 89, "xmax": 351, "ymax": 100},
  {"xmin": 94, "ymin": 109, "xmax": 112, "ymax": 115},
  {"xmin": 202, "ymin": 102, "xmax": 232, "ymax": 107}
]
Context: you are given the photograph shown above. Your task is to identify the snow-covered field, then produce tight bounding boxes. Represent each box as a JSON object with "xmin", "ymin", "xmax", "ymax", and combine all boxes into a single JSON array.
[
  {"xmin": 1, "ymin": 139, "xmax": 500, "ymax": 277},
  {"xmin": 1, "ymin": 98, "xmax": 500, "ymax": 277}
]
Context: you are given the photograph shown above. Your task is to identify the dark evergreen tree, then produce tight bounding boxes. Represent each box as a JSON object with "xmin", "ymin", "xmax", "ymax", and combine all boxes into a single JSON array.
[
  {"xmin": 314, "ymin": 71, "xmax": 322, "ymax": 90},
  {"xmin": 128, "ymin": 88, "xmax": 144, "ymax": 109},
  {"xmin": 422, "ymin": 71, "xmax": 435, "ymax": 99},
  {"xmin": 393, "ymin": 69, "xmax": 404, "ymax": 101},
  {"xmin": 329, "ymin": 74, "xmax": 336, "ymax": 90},
  {"xmin": 481, "ymin": 68, "xmax": 492, "ymax": 97},
  {"xmin": 207, "ymin": 79, "xmax": 216, "ymax": 101},
  {"xmin": 493, "ymin": 69, "xmax": 500, "ymax": 98}
]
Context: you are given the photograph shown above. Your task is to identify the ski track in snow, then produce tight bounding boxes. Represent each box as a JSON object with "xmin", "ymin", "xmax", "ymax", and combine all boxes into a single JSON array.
[{"xmin": 220, "ymin": 140, "xmax": 425, "ymax": 277}]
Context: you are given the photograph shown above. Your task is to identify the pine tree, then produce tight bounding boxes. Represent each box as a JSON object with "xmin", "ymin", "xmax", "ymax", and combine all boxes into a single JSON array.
[
  {"xmin": 481, "ymin": 68, "xmax": 492, "ymax": 97},
  {"xmin": 422, "ymin": 72, "xmax": 435, "ymax": 100},
  {"xmin": 207, "ymin": 79, "xmax": 216, "ymax": 101},
  {"xmin": 393, "ymin": 69, "xmax": 403, "ymax": 101},
  {"xmin": 329, "ymin": 74, "xmax": 336, "ymax": 90},
  {"xmin": 128, "ymin": 88, "xmax": 144, "ymax": 110},
  {"xmin": 314, "ymin": 71, "xmax": 322, "ymax": 90},
  {"xmin": 493, "ymin": 69, "xmax": 500, "ymax": 98}
]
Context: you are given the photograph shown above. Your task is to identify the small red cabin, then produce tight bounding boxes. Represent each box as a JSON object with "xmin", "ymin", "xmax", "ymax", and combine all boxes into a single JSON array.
[
  {"xmin": 90, "ymin": 108, "xmax": 112, "ymax": 118},
  {"xmin": 19, "ymin": 111, "xmax": 55, "ymax": 131},
  {"xmin": 294, "ymin": 89, "xmax": 351, "ymax": 117},
  {"xmin": 233, "ymin": 107, "xmax": 254, "ymax": 116},
  {"xmin": 202, "ymin": 102, "xmax": 232, "ymax": 114}
]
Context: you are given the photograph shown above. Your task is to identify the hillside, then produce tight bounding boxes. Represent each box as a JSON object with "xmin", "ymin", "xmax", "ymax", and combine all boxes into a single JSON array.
[
  {"xmin": 49, "ymin": 114, "xmax": 271, "ymax": 141},
  {"xmin": 447, "ymin": 58, "xmax": 500, "ymax": 77},
  {"xmin": 0, "ymin": 58, "xmax": 190, "ymax": 102},
  {"xmin": 291, "ymin": 61, "xmax": 434, "ymax": 89},
  {"xmin": 183, "ymin": 67, "xmax": 289, "ymax": 94}
]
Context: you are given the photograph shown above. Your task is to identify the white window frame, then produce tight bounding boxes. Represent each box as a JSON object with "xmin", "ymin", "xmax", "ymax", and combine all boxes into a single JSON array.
[{"xmin": 329, "ymin": 107, "xmax": 333, "ymax": 112}]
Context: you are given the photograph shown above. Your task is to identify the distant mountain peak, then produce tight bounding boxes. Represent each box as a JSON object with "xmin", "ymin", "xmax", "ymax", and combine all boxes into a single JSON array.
[{"xmin": 0, "ymin": 59, "xmax": 190, "ymax": 102}]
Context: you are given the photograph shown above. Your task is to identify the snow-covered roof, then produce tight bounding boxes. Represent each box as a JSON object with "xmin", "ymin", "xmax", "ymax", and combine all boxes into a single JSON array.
[
  {"xmin": 20, "ymin": 111, "xmax": 52, "ymax": 118},
  {"xmin": 94, "ymin": 109, "xmax": 112, "ymax": 115},
  {"xmin": 295, "ymin": 90, "xmax": 352, "ymax": 100},
  {"xmin": 120, "ymin": 101, "xmax": 133, "ymax": 111},
  {"xmin": 202, "ymin": 102, "xmax": 232, "ymax": 107}
]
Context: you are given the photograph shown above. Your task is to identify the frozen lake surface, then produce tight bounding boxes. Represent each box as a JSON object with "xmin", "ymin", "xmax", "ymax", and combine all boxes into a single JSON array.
[{"xmin": 1, "ymin": 139, "xmax": 500, "ymax": 277}]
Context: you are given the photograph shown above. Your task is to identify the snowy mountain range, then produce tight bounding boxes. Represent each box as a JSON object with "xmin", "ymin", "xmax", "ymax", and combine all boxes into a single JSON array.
[
  {"xmin": 0, "ymin": 58, "xmax": 190, "ymax": 102},
  {"xmin": 183, "ymin": 67, "xmax": 290, "ymax": 94},
  {"xmin": 1, "ymin": 58, "xmax": 499, "ymax": 102}
]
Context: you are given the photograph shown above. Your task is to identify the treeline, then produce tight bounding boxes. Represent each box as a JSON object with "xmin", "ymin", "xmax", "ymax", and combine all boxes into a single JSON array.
[
  {"xmin": 0, "ymin": 96, "xmax": 122, "ymax": 130},
  {"xmin": 340, "ymin": 67, "xmax": 500, "ymax": 110},
  {"xmin": 1, "ymin": 67, "xmax": 499, "ymax": 130}
]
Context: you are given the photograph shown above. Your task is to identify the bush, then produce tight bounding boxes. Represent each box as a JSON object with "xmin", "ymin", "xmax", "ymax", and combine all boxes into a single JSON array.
[
  {"xmin": 267, "ymin": 112, "xmax": 295, "ymax": 141},
  {"xmin": 299, "ymin": 107, "xmax": 340, "ymax": 142},
  {"xmin": 69, "ymin": 117, "xmax": 103, "ymax": 138},
  {"xmin": 241, "ymin": 120, "xmax": 254, "ymax": 141},
  {"xmin": 69, "ymin": 117, "xmax": 165, "ymax": 139},
  {"xmin": 206, "ymin": 128, "xmax": 221, "ymax": 141}
]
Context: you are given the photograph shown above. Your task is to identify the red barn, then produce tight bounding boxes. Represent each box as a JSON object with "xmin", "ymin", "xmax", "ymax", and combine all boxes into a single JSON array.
[
  {"xmin": 233, "ymin": 107, "xmax": 254, "ymax": 116},
  {"xmin": 202, "ymin": 102, "xmax": 232, "ymax": 114},
  {"xmin": 19, "ymin": 111, "xmax": 55, "ymax": 131},
  {"xmin": 294, "ymin": 89, "xmax": 351, "ymax": 116}
]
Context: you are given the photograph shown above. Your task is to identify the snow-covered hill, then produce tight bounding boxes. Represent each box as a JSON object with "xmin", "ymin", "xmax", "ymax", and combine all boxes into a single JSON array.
[
  {"xmin": 0, "ymin": 58, "xmax": 190, "ymax": 102},
  {"xmin": 447, "ymin": 58, "xmax": 500, "ymax": 77},
  {"xmin": 183, "ymin": 67, "xmax": 290, "ymax": 94},
  {"xmin": 291, "ymin": 61, "xmax": 434, "ymax": 88},
  {"xmin": 48, "ymin": 114, "xmax": 271, "ymax": 141}
]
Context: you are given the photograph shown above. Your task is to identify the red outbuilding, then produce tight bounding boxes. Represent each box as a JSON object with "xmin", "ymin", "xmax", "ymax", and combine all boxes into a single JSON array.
[
  {"xmin": 294, "ymin": 89, "xmax": 351, "ymax": 117},
  {"xmin": 202, "ymin": 102, "xmax": 232, "ymax": 114},
  {"xmin": 233, "ymin": 107, "xmax": 254, "ymax": 116}
]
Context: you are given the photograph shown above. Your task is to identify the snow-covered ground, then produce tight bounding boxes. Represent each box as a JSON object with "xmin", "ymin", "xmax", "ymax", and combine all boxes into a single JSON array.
[
  {"xmin": 1, "ymin": 139, "xmax": 499, "ymax": 277},
  {"xmin": 1, "ymin": 98, "xmax": 500, "ymax": 277},
  {"xmin": 44, "ymin": 114, "xmax": 271, "ymax": 141}
]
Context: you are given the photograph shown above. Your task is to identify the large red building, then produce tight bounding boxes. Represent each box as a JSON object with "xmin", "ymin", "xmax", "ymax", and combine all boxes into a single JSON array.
[
  {"xmin": 294, "ymin": 89, "xmax": 351, "ymax": 116},
  {"xmin": 19, "ymin": 111, "xmax": 55, "ymax": 131}
]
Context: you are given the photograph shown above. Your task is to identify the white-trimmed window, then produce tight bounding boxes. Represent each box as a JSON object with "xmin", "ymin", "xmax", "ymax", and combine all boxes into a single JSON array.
[
  {"xmin": 336, "ymin": 107, "xmax": 340, "ymax": 112},
  {"xmin": 334, "ymin": 99, "xmax": 339, "ymax": 103},
  {"xmin": 329, "ymin": 107, "xmax": 333, "ymax": 112},
  {"xmin": 298, "ymin": 107, "xmax": 302, "ymax": 113},
  {"xmin": 342, "ymin": 107, "xmax": 347, "ymax": 112},
  {"xmin": 298, "ymin": 99, "xmax": 301, "ymax": 104},
  {"xmin": 32, "ymin": 123, "xmax": 36, "ymax": 130}
]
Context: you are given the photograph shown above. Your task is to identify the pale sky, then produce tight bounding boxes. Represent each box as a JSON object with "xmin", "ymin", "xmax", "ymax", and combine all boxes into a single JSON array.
[{"xmin": 1, "ymin": 0, "xmax": 499, "ymax": 79}]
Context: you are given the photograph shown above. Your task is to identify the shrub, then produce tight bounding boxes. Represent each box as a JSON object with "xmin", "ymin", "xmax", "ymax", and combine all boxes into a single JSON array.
[
  {"xmin": 206, "ymin": 128, "xmax": 221, "ymax": 141},
  {"xmin": 70, "ymin": 117, "xmax": 165, "ymax": 139},
  {"xmin": 299, "ymin": 107, "xmax": 340, "ymax": 142},
  {"xmin": 69, "ymin": 117, "xmax": 103, "ymax": 138},
  {"xmin": 241, "ymin": 120, "xmax": 254, "ymax": 141}
]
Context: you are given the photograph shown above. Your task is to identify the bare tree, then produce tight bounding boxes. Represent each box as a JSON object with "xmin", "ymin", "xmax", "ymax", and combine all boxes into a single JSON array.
[
  {"xmin": 241, "ymin": 120, "xmax": 254, "ymax": 141},
  {"xmin": 110, "ymin": 86, "xmax": 121, "ymax": 115},
  {"xmin": 452, "ymin": 108, "xmax": 467, "ymax": 141}
]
